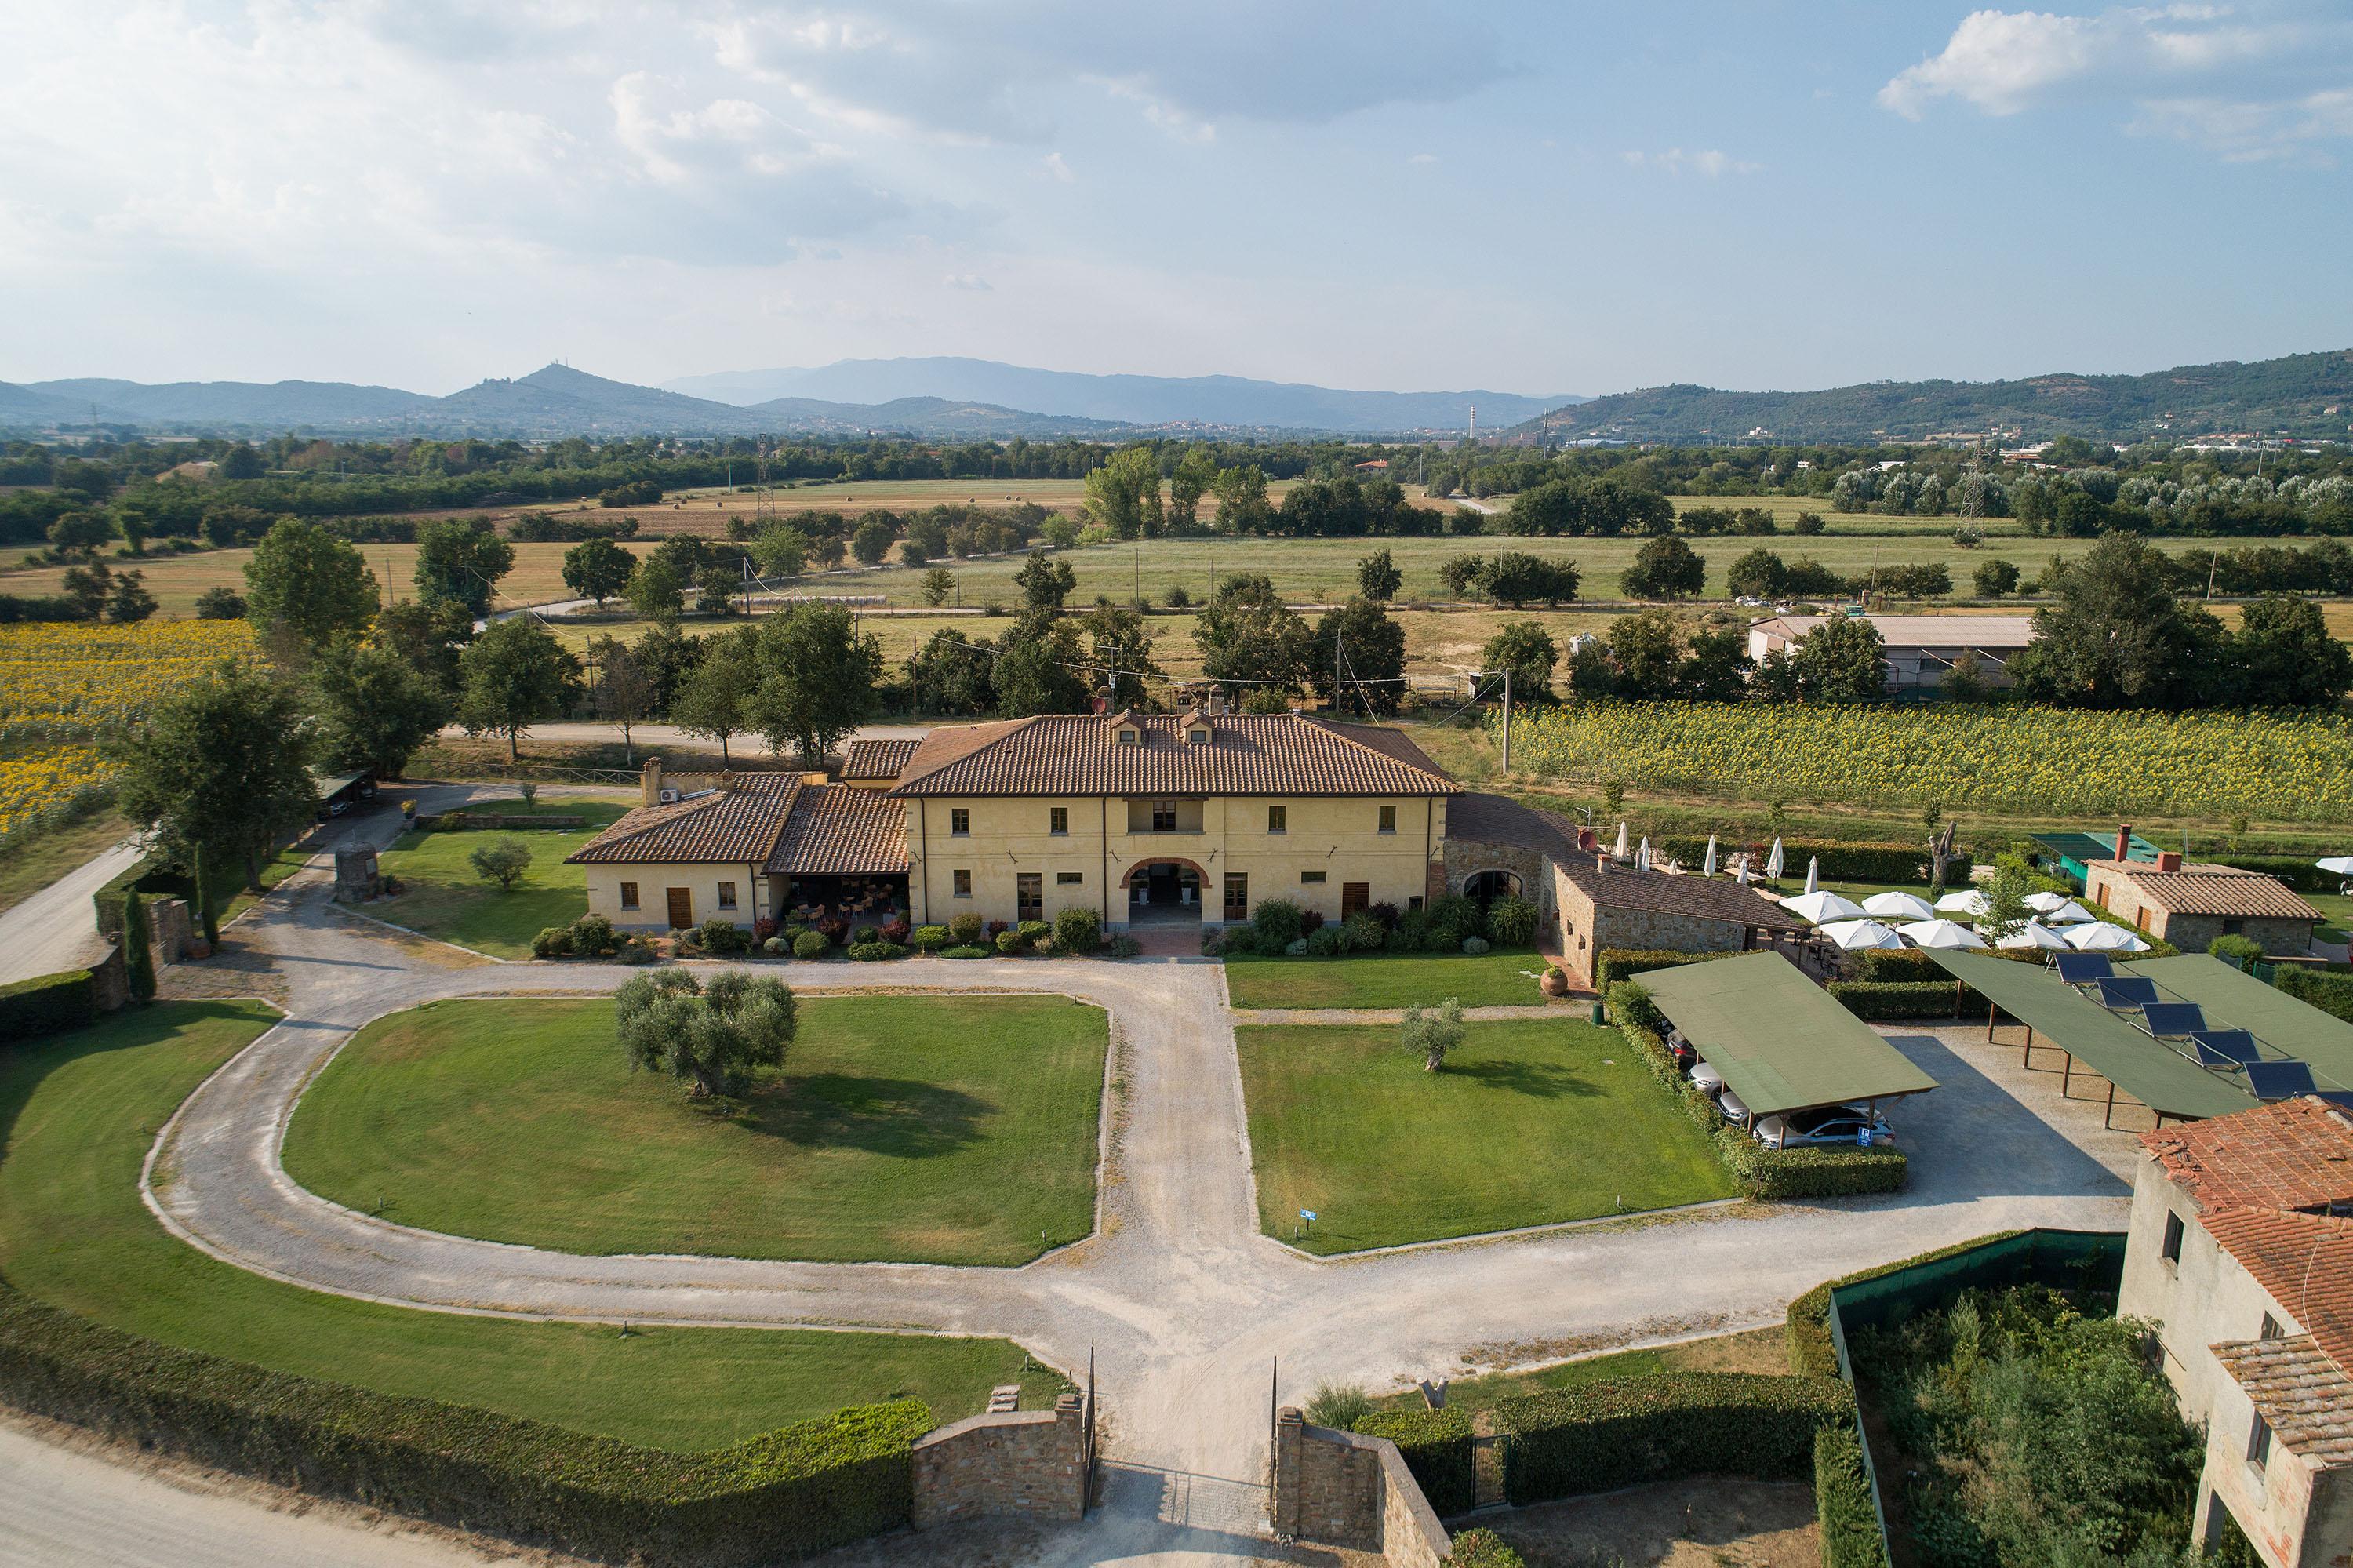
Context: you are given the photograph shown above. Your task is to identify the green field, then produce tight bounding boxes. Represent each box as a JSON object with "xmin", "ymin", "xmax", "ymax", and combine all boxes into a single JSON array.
[
  {"xmin": 1224, "ymin": 951, "xmax": 1551, "ymax": 1010},
  {"xmin": 283, "ymin": 994, "xmax": 1108, "ymax": 1264},
  {"xmin": 0, "ymin": 1002, "xmax": 1056, "ymax": 1451},
  {"xmin": 371, "ymin": 798, "xmax": 627, "ymax": 955},
  {"xmin": 1234, "ymin": 1018, "xmax": 1737, "ymax": 1253}
]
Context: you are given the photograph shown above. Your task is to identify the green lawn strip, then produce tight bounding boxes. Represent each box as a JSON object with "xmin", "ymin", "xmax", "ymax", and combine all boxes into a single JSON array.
[
  {"xmin": 371, "ymin": 798, "xmax": 630, "ymax": 956},
  {"xmin": 1372, "ymin": 1347, "xmax": 1670, "ymax": 1413},
  {"xmin": 1234, "ymin": 1018, "xmax": 1737, "ymax": 1254},
  {"xmin": 284, "ymin": 994, "xmax": 1107, "ymax": 1266},
  {"xmin": 1224, "ymin": 951, "xmax": 1551, "ymax": 1010},
  {"xmin": 0, "ymin": 1001, "xmax": 1056, "ymax": 1452}
]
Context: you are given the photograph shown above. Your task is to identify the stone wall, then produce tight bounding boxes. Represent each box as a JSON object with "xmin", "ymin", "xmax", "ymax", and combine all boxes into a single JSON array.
[
  {"xmin": 1271, "ymin": 1409, "xmax": 1449, "ymax": 1568},
  {"xmin": 1442, "ymin": 839, "xmax": 1555, "ymax": 919},
  {"xmin": 911, "ymin": 1393, "xmax": 1088, "ymax": 1528},
  {"xmin": 1552, "ymin": 865, "xmax": 1762, "ymax": 987}
]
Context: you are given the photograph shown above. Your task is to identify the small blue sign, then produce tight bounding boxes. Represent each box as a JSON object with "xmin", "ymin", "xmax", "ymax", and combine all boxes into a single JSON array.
[{"xmin": 1300, "ymin": 1210, "xmax": 1318, "ymax": 1221}]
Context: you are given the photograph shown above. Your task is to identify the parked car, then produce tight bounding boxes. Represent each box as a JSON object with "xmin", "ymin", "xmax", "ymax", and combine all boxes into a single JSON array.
[
  {"xmin": 1687, "ymin": 1062, "xmax": 1751, "ymax": 1126},
  {"xmin": 1665, "ymin": 1028, "xmax": 1697, "ymax": 1073},
  {"xmin": 1689, "ymin": 1061, "xmax": 1724, "ymax": 1096},
  {"xmin": 1751, "ymin": 1103, "xmax": 1894, "ymax": 1151},
  {"xmin": 1717, "ymin": 1086, "xmax": 1751, "ymax": 1127}
]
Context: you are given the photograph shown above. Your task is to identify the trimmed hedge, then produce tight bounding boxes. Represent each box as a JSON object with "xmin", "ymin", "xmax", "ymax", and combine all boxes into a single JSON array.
[
  {"xmin": 1619, "ymin": 1014, "xmax": 1908, "ymax": 1200},
  {"xmin": 846, "ymin": 941, "xmax": 906, "ymax": 962},
  {"xmin": 1850, "ymin": 948, "xmax": 1941, "ymax": 983},
  {"xmin": 1783, "ymin": 1231, "xmax": 2030, "ymax": 1377},
  {"xmin": 1659, "ymin": 838, "xmax": 1973, "ymax": 886},
  {"xmin": 1593, "ymin": 948, "xmax": 1737, "ymax": 992},
  {"xmin": 1354, "ymin": 1407, "xmax": 1474, "ymax": 1516},
  {"xmin": 0, "ymin": 970, "xmax": 98, "ymax": 1045},
  {"xmin": 1814, "ymin": 1424, "xmax": 1889, "ymax": 1568},
  {"xmin": 1828, "ymin": 981, "xmax": 1962, "ymax": 1021},
  {"xmin": 1493, "ymin": 1373, "xmax": 1849, "ymax": 1504},
  {"xmin": 2275, "ymin": 964, "xmax": 2353, "ymax": 1024},
  {"xmin": 0, "ymin": 1276, "xmax": 929, "ymax": 1565}
]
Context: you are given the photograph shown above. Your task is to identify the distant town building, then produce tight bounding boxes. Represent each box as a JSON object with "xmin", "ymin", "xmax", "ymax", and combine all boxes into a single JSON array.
[{"xmin": 1744, "ymin": 613, "xmax": 2037, "ymax": 693}]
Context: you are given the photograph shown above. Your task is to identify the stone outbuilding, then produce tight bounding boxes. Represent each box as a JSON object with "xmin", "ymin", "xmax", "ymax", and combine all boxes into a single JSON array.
[{"xmin": 2084, "ymin": 854, "xmax": 2321, "ymax": 956}]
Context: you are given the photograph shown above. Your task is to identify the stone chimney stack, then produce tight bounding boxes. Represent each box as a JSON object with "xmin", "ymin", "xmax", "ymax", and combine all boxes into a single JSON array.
[
  {"xmin": 643, "ymin": 758, "xmax": 664, "ymax": 806},
  {"xmin": 2113, "ymin": 824, "xmax": 2131, "ymax": 861}
]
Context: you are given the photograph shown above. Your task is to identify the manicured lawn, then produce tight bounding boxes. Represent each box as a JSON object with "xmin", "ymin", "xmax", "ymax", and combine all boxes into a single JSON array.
[
  {"xmin": 283, "ymin": 994, "xmax": 1108, "ymax": 1265},
  {"xmin": 1235, "ymin": 1019, "xmax": 1737, "ymax": 1254},
  {"xmin": 1367, "ymin": 1326, "xmax": 1791, "ymax": 1413},
  {"xmin": 1224, "ymin": 950, "xmax": 1552, "ymax": 1010},
  {"xmin": 0, "ymin": 1002, "xmax": 1061, "ymax": 1450},
  {"xmin": 371, "ymin": 798, "xmax": 629, "ymax": 956}
]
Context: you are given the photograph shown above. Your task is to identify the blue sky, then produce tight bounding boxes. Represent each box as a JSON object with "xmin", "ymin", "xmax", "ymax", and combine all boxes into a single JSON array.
[{"xmin": 3, "ymin": 1, "xmax": 2349, "ymax": 398}]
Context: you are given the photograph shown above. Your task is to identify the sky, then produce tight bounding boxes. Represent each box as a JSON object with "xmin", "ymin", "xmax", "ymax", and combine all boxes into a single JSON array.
[{"xmin": 3, "ymin": 1, "xmax": 2351, "ymax": 399}]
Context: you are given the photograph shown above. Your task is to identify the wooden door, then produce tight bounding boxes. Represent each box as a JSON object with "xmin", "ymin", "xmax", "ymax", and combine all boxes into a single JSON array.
[
  {"xmin": 665, "ymin": 887, "xmax": 693, "ymax": 929},
  {"xmin": 1222, "ymin": 873, "xmax": 1249, "ymax": 922},
  {"xmin": 1341, "ymin": 882, "xmax": 1369, "ymax": 920},
  {"xmin": 1017, "ymin": 872, "xmax": 1043, "ymax": 923}
]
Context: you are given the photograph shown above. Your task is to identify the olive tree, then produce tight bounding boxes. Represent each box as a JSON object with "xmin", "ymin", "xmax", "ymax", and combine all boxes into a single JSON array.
[
  {"xmin": 616, "ymin": 970, "xmax": 796, "ymax": 1099},
  {"xmin": 1401, "ymin": 998, "xmax": 1464, "ymax": 1072}
]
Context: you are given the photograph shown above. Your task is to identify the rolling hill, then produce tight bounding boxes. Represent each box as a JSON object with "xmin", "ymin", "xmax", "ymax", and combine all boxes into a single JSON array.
[{"xmin": 1519, "ymin": 350, "xmax": 2353, "ymax": 444}]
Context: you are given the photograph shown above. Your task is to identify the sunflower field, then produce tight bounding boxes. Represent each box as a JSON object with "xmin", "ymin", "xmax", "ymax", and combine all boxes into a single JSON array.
[
  {"xmin": 1505, "ymin": 700, "xmax": 2353, "ymax": 823},
  {"xmin": 0, "ymin": 620, "xmax": 257, "ymax": 847}
]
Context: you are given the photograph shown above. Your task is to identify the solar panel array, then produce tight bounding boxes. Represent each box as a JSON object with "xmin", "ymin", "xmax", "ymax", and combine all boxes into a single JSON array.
[{"xmin": 2053, "ymin": 956, "xmax": 2343, "ymax": 1108}]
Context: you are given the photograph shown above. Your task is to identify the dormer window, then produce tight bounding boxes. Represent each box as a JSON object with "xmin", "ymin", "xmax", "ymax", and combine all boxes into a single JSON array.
[
  {"xmin": 1188, "ymin": 727, "xmax": 1210, "ymax": 745},
  {"xmin": 1118, "ymin": 726, "xmax": 1140, "ymax": 745}
]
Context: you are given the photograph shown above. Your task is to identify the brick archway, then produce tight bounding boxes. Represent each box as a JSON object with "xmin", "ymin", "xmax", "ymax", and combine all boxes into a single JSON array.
[
  {"xmin": 1118, "ymin": 857, "xmax": 1211, "ymax": 889},
  {"xmin": 1462, "ymin": 868, "xmax": 1522, "ymax": 904}
]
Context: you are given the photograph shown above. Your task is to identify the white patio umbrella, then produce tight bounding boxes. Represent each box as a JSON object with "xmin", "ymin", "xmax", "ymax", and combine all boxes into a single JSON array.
[
  {"xmin": 1935, "ymin": 888, "xmax": 1991, "ymax": 917},
  {"xmin": 2023, "ymin": 891, "xmax": 2070, "ymax": 914},
  {"xmin": 1735, "ymin": 861, "xmax": 1752, "ymax": 887},
  {"xmin": 1899, "ymin": 919, "xmax": 1988, "ymax": 950},
  {"xmin": 1779, "ymin": 890, "xmax": 1865, "ymax": 925},
  {"xmin": 1613, "ymin": 820, "xmax": 1629, "ymax": 860},
  {"xmin": 1995, "ymin": 922, "xmax": 2069, "ymax": 951},
  {"xmin": 2318, "ymin": 856, "xmax": 2353, "ymax": 875},
  {"xmin": 1804, "ymin": 856, "xmax": 1820, "ymax": 895},
  {"xmin": 2042, "ymin": 900, "xmax": 2097, "ymax": 925},
  {"xmin": 1636, "ymin": 835, "xmax": 1653, "ymax": 871},
  {"xmin": 1703, "ymin": 835, "xmax": 1718, "ymax": 877},
  {"xmin": 2067, "ymin": 922, "xmax": 2151, "ymax": 952},
  {"xmin": 1862, "ymin": 890, "xmax": 1937, "ymax": 922},
  {"xmin": 1766, "ymin": 838, "xmax": 1784, "ymax": 882},
  {"xmin": 1817, "ymin": 919, "xmax": 1904, "ymax": 951}
]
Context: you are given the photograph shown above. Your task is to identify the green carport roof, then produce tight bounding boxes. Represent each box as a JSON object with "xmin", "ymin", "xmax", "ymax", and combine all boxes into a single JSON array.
[
  {"xmin": 2124, "ymin": 956, "xmax": 2353, "ymax": 1093},
  {"xmin": 1638, "ymin": 951, "xmax": 1938, "ymax": 1118},
  {"xmin": 1923, "ymin": 951, "xmax": 2268, "ymax": 1121}
]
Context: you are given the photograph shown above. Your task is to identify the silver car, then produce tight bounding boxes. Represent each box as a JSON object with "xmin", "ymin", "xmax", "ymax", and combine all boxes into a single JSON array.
[{"xmin": 1752, "ymin": 1103, "xmax": 1894, "ymax": 1151}]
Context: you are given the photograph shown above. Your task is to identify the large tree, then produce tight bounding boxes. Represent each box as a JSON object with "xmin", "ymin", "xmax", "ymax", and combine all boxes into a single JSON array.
[
  {"xmin": 113, "ymin": 660, "xmax": 315, "ymax": 890},
  {"xmin": 992, "ymin": 609, "xmax": 1093, "ymax": 716},
  {"xmin": 244, "ymin": 518, "xmax": 380, "ymax": 649},
  {"xmin": 670, "ymin": 627, "xmax": 758, "ymax": 765},
  {"xmin": 1013, "ymin": 551, "xmax": 1078, "ymax": 609},
  {"xmin": 745, "ymin": 602, "xmax": 882, "ymax": 762},
  {"xmin": 1311, "ymin": 598, "xmax": 1406, "ymax": 716},
  {"xmin": 1194, "ymin": 573, "xmax": 1314, "ymax": 691},
  {"xmin": 624, "ymin": 553, "xmax": 688, "ymax": 620},
  {"xmin": 413, "ymin": 520, "xmax": 515, "ymax": 617},
  {"xmin": 1084, "ymin": 447, "xmax": 1165, "ymax": 539},
  {"xmin": 1793, "ymin": 617, "xmax": 1887, "ymax": 703},
  {"xmin": 373, "ymin": 596, "xmax": 475, "ymax": 692},
  {"xmin": 456, "ymin": 616, "xmax": 582, "ymax": 759},
  {"xmin": 1082, "ymin": 602, "xmax": 1162, "ymax": 709},
  {"xmin": 1167, "ymin": 449, "xmax": 1220, "ymax": 533},
  {"xmin": 617, "ymin": 970, "xmax": 795, "ymax": 1100},
  {"xmin": 1620, "ymin": 533, "xmax": 1705, "ymax": 599},
  {"xmin": 907, "ymin": 629, "xmax": 998, "ymax": 716},
  {"xmin": 1356, "ymin": 549, "xmax": 1402, "ymax": 603},
  {"xmin": 2228, "ymin": 594, "xmax": 2353, "ymax": 708},
  {"xmin": 561, "ymin": 536, "xmax": 635, "ymax": 607},
  {"xmin": 1212, "ymin": 464, "xmax": 1273, "ymax": 533},
  {"xmin": 313, "ymin": 638, "xmax": 449, "ymax": 779},
  {"xmin": 2011, "ymin": 532, "xmax": 2223, "ymax": 708},
  {"xmin": 1481, "ymin": 621, "xmax": 1558, "ymax": 701},
  {"xmin": 587, "ymin": 635, "xmax": 657, "ymax": 762}
]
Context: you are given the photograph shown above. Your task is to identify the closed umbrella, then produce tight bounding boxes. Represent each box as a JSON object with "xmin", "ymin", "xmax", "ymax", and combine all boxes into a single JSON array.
[
  {"xmin": 1636, "ymin": 835, "xmax": 1652, "ymax": 871},
  {"xmin": 1703, "ymin": 835, "xmax": 1718, "ymax": 877},
  {"xmin": 1818, "ymin": 919, "xmax": 1904, "ymax": 951},
  {"xmin": 1736, "ymin": 861, "xmax": 1751, "ymax": 887},
  {"xmin": 1613, "ymin": 820, "xmax": 1629, "ymax": 860},
  {"xmin": 1898, "ymin": 919, "xmax": 1987, "ymax": 950},
  {"xmin": 1995, "ymin": 922, "xmax": 2068, "ymax": 951},
  {"xmin": 1779, "ymin": 890, "xmax": 1865, "ymax": 925},
  {"xmin": 2068, "ymin": 922, "xmax": 2151, "ymax": 952},
  {"xmin": 1804, "ymin": 857, "xmax": 1820, "ymax": 895},
  {"xmin": 1863, "ymin": 891, "xmax": 1936, "ymax": 922},
  {"xmin": 1766, "ymin": 839, "xmax": 1784, "ymax": 882},
  {"xmin": 1935, "ymin": 888, "xmax": 1991, "ymax": 917},
  {"xmin": 2042, "ymin": 900, "xmax": 2097, "ymax": 925}
]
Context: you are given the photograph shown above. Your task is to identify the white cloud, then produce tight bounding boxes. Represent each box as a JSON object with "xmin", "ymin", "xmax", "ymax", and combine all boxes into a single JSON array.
[
  {"xmin": 1622, "ymin": 147, "xmax": 1762, "ymax": 176},
  {"xmin": 1043, "ymin": 151, "xmax": 1075, "ymax": 183},
  {"xmin": 1881, "ymin": 4, "xmax": 2353, "ymax": 160},
  {"xmin": 1407, "ymin": 151, "xmax": 1438, "ymax": 166},
  {"xmin": 943, "ymin": 272, "xmax": 993, "ymax": 290}
]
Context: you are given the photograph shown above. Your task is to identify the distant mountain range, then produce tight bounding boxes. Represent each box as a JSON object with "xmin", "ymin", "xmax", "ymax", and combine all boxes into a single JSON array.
[
  {"xmin": 1517, "ymin": 350, "xmax": 2353, "ymax": 444},
  {"xmin": 664, "ymin": 357, "xmax": 1576, "ymax": 434}
]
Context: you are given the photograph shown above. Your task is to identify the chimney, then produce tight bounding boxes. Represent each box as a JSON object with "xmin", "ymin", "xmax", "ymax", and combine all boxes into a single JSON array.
[
  {"xmin": 2113, "ymin": 824, "xmax": 2132, "ymax": 862},
  {"xmin": 2156, "ymin": 850, "xmax": 2183, "ymax": 873},
  {"xmin": 642, "ymin": 757, "xmax": 664, "ymax": 807},
  {"xmin": 1596, "ymin": 853, "xmax": 1608, "ymax": 873}
]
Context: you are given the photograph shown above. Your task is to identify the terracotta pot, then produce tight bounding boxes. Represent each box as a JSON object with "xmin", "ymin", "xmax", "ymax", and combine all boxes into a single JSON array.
[{"xmin": 1540, "ymin": 966, "xmax": 1569, "ymax": 998}]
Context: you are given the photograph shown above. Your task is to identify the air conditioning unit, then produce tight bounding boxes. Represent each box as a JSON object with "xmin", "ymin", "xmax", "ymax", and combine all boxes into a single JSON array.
[{"xmin": 658, "ymin": 789, "xmax": 680, "ymax": 804}]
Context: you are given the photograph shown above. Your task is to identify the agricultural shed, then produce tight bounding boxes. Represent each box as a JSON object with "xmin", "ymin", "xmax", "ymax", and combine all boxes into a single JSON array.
[
  {"xmin": 1636, "ymin": 951, "xmax": 1937, "ymax": 1117},
  {"xmin": 2033, "ymin": 828, "xmax": 2162, "ymax": 887}
]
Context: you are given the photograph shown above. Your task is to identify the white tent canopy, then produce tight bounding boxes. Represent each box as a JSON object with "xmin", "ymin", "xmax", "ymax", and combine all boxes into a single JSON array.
[
  {"xmin": 1818, "ymin": 919, "xmax": 1904, "ymax": 951},
  {"xmin": 1899, "ymin": 919, "xmax": 1988, "ymax": 950},
  {"xmin": 1780, "ymin": 890, "xmax": 1865, "ymax": 925},
  {"xmin": 1862, "ymin": 890, "xmax": 1937, "ymax": 922},
  {"xmin": 1995, "ymin": 922, "xmax": 2069, "ymax": 951}
]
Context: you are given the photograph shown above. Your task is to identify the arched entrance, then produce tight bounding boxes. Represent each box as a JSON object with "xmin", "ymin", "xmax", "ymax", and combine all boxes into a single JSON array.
[
  {"xmin": 1120, "ymin": 858, "xmax": 1206, "ymax": 926},
  {"xmin": 1463, "ymin": 868, "xmax": 1522, "ymax": 909}
]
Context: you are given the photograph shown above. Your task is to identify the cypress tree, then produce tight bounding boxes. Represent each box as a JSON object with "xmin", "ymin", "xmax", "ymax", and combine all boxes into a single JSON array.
[
  {"xmin": 122, "ymin": 889, "xmax": 157, "ymax": 1004},
  {"xmin": 191, "ymin": 842, "xmax": 220, "ymax": 947}
]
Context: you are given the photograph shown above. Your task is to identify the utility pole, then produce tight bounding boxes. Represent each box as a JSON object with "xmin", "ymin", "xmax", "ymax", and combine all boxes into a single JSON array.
[{"xmin": 1500, "ymin": 668, "xmax": 1511, "ymax": 773}]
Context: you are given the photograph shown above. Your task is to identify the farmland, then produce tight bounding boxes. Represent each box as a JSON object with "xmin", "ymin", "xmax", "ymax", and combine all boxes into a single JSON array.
[{"xmin": 1506, "ymin": 700, "xmax": 2353, "ymax": 822}]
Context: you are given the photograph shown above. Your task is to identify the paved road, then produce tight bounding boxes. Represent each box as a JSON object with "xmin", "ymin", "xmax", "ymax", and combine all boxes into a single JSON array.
[
  {"xmin": 0, "ymin": 834, "xmax": 140, "ymax": 987},
  {"xmin": 18, "ymin": 828, "xmax": 2142, "ymax": 1563}
]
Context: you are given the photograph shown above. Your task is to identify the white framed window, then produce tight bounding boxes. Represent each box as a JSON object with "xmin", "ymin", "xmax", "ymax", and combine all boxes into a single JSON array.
[
  {"xmin": 716, "ymin": 881, "xmax": 737, "ymax": 910},
  {"xmin": 1300, "ymin": 871, "xmax": 1326, "ymax": 884},
  {"xmin": 619, "ymin": 882, "xmax": 639, "ymax": 910},
  {"xmin": 1049, "ymin": 806, "xmax": 1069, "ymax": 835},
  {"xmin": 1268, "ymin": 804, "xmax": 1287, "ymax": 834},
  {"xmin": 951, "ymin": 808, "xmax": 971, "ymax": 836},
  {"xmin": 1378, "ymin": 804, "xmax": 1397, "ymax": 833},
  {"xmin": 1056, "ymin": 871, "xmax": 1084, "ymax": 886}
]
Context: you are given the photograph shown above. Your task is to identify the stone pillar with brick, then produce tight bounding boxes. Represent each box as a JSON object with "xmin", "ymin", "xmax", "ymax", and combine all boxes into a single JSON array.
[
  {"xmin": 1271, "ymin": 1406, "xmax": 1452, "ymax": 1568},
  {"xmin": 910, "ymin": 1392, "xmax": 1089, "ymax": 1528}
]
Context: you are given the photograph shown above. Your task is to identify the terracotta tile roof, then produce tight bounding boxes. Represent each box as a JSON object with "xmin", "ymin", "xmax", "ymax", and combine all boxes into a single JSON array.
[
  {"xmin": 2203, "ymin": 1210, "xmax": 2353, "ymax": 1375},
  {"xmin": 565, "ymin": 776, "xmax": 801, "ymax": 865},
  {"xmin": 842, "ymin": 738, "xmax": 919, "ymax": 781},
  {"xmin": 1557, "ymin": 857, "xmax": 1808, "ymax": 930},
  {"xmin": 766, "ymin": 784, "xmax": 909, "ymax": 876},
  {"xmin": 2210, "ymin": 1334, "xmax": 2353, "ymax": 1465},
  {"xmin": 1447, "ymin": 792, "xmax": 1585, "ymax": 860},
  {"xmin": 2143, "ymin": 1097, "xmax": 2353, "ymax": 1216},
  {"xmin": 2089, "ymin": 860, "xmax": 2322, "ymax": 921},
  {"xmin": 887, "ymin": 713, "xmax": 1460, "ymax": 799}
]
